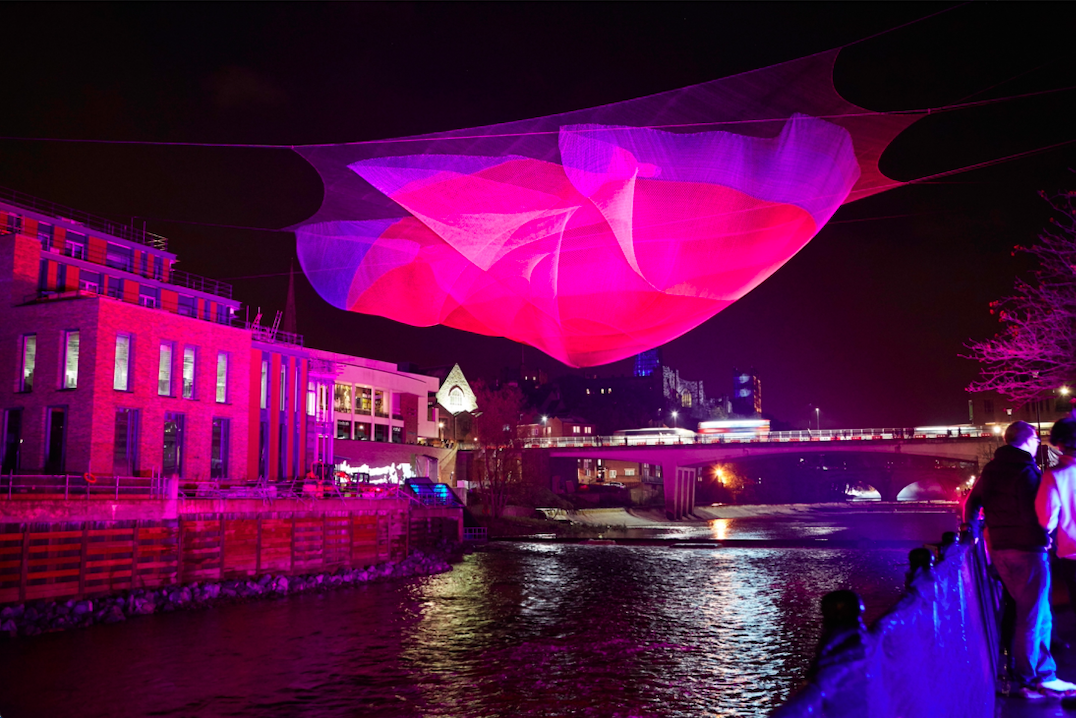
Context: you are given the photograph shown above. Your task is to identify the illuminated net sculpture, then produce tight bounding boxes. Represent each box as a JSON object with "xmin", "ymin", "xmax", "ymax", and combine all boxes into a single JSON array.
[{"xmin": 294, "ymin": 50, "xmax": 922, "ymax": 367}]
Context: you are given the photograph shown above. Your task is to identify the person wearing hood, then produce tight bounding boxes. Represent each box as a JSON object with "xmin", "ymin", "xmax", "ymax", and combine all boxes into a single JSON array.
[{"xmin": 965, "ymin": 420, "xmax": 1076, "ymax": 697}]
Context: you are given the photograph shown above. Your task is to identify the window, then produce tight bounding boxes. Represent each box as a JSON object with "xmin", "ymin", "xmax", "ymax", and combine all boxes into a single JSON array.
[
  {"xmin": 374, "ymin": 390, "xmax": 387, "ymax": 417},
  {"xmin": 428, "ymin": 392, "xmax": 437, "ymax": 421},
  {"xmin": 625, "ymin": 468, "xmax": 636, "ymax": 477},
  {"xmin": 158, "ymin": 342, "xmax": 174, "ymax": 396},
  {"xmin": 113, "ymin": 409, "xmax": 140, "ymax": 476},
  {"xmin": 105, "ymin": 244, "xmax": 132, "ymax": 272},
  {"xmin": 355, "ymin": 422, "xmax": 371, "ymax": 441},
  {"xmin": 66, "ymin": 234, "xmax": 86, "ymax": 260},
  {"xmin": 584, "ymin": 426, "xmax": 592, "ymax": 434},
  {"xmin": 63, "ymin": 331, "xmax": 79, "ymax": 389},
  {"xmin": 177, "ymin": 295, "xmax": 196, "ymax": 317},
  {"xmin": 280, "ymin": 366, "xmax": 287, "ymax": 410},
  {"xmin": 139, "ymin": 286, "xmax": 158, "ymax": 308},
  {"xmin": 162, "ymin": 412, "xmax": 185, "ymax": 477},
  {"xmin": 336, "ymin": 420, "xmax": 352, "ymax": 440},
  {"xmin": 79, "ymin": 271, "xmax": 101, "ymax": 294},
  {"xmin": 182, "ymin": 347, "xmax": 196, "ymax": 399},
  {"xmin": 211, "ymin": 418, "xmax": 230, "ymax": 479},
  {"xmin": 391, "ymin": 426, "xmax": 403, "ymax": 443},
  {"xmin": 449, "ymin": 387, "xmax": 463, "ymax": 411},
  {"xmin": 260, "ymin": 360, "xmax": 268, "ymax": 410},
  {"xmin": 573, "ymin": 426, "xmax": 580, "ymax": 434},
  {"xmin": 216, "ymin": 353, "xmax": 228, "ymax": 403},
  {"xmin": 356, "ymin": 387, "xmax": 372, "ymax": 415},
  {"xmin": 306, "ymin": 381, "xmax": 316, "ymax": 416},
  {"xmin": 374, "ymin": 424, "xmax": 388, "ymax": 442},
  {"xmin": 114, "ymin": 334, "xmax": 132, "ymax": 391},
  {"xmin": 19, "ymin": 334, "xmax": 35, "ymax": 392},
  {"xmin": 334, "ymin": 383, "xmax": 352, "ymax": 413}
]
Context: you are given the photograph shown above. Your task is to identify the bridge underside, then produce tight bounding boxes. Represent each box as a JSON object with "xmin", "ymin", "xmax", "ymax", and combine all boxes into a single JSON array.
[{"xmin": 546, "ymin": 440, "xmax": 985, "ymax": 517}]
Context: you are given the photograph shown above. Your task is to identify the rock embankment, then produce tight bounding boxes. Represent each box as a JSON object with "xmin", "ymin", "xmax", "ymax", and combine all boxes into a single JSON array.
[{"xmin": 0, "ymin": 547, "xmax": 457, "ymax": 638}]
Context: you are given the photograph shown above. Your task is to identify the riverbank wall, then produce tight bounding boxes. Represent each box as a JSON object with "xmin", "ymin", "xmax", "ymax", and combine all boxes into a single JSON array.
[
  {"xmin": 0, "ymin": 497, "xmax": 462, "ymax": 606},
  {"xmin": 771, "ymin": 536, "xmax": 996, "ymax": 718}
]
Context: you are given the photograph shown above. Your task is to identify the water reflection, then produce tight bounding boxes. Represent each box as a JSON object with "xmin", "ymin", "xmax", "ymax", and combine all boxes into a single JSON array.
[{"xmin": 0, "ymin": 523, "xmax": 934, "ymax": 718}]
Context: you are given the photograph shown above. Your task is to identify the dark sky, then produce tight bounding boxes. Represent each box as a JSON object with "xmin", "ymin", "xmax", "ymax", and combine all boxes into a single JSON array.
[{"xmin": 1, "ymin": 3, "xmax": 1074, "ymax": 429}]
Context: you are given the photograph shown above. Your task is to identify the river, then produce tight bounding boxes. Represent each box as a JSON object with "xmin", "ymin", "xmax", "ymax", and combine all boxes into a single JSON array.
[{"xmin": 0, "ymin": 507, "xmax": 958, "ymax": 718}]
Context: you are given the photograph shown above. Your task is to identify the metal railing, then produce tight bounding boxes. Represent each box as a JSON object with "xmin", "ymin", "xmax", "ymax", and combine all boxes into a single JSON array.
[
  {"xmin": 1, "ymin": 473, "xmax": 169, "ymax": 500},
  {"xmin": 1, "ymin": 185, "xmax": 169, "ymax": 250},
  {"xmin": 520, "ymin": 427, "xmax": 997, "ymax": 449},
  {"xmin": 167, "ymin": 268, "xmax": 233, "ymax": 300},
  {"xmin": 239, "ymin": 319, "xmax": 305, "ymax": 347},
  {"xmin": 0, "ymin": 474, "xmax": 412, "ymax": 502}
]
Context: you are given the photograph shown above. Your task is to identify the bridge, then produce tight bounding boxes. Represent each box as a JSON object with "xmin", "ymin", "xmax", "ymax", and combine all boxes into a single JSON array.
[{"xmin": 523, "ymin": 428, "xmax": 1000, "ymax": 518}]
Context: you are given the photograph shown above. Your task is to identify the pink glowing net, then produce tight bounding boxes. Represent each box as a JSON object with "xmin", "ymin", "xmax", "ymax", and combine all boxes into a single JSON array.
[{"xmin": 294, "ymin": 50, "xmax": 922, "ymax": 367}]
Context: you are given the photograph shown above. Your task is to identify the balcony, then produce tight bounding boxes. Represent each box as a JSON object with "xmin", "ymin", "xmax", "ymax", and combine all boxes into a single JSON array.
[{"xmin": 1, "ymin": 185, "xmax": 169, "ymax": 250}]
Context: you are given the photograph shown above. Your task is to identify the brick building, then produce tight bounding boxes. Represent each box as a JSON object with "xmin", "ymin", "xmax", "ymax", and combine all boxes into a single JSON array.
[{"xmin": 0, "ymin": 193, "xmax": 440, "ymax": 482}]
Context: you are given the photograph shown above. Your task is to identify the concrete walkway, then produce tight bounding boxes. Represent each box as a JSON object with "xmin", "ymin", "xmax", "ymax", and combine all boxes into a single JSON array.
[{"xmin": 999, "ymin": 610, "xmax": 1076, "ymax": 717}]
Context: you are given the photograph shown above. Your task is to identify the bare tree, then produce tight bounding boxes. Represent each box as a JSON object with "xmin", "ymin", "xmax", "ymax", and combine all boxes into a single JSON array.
[
  {"xmin": 471, "ymin": 380, "xmax": 525, "ymax": 519},
  {"xmin": 966, "ymin": 188, "xmax": 1076, "ymax": 405}
]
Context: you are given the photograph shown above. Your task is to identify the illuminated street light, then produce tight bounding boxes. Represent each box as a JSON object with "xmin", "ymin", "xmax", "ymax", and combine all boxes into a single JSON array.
[
  {"xmin": 815, "ymin": 407, "xmax": 821, "ymax": 432},
  {"xmin": 671, "ymin": 410, "xmax": 678, "ymax": 428},
  {"xmin": 1062, "ymin": 387, "xmax": 1071, "ymax": 396}
]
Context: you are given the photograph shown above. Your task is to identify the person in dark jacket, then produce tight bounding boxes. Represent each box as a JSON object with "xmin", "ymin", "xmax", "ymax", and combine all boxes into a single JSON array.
[{"xmin": 965, "ymin": 421, "xmax": 1076, "ymax": 697}]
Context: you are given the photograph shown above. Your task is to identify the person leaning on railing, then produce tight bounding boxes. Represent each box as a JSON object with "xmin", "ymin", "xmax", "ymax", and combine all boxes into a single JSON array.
[{"xmin": 965, "ymin": 420, "xmax": 1076, "ymax": 699}]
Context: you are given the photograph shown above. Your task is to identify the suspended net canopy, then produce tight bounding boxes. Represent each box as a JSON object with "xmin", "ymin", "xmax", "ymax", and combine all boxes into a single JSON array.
[{"xmin": 294, "ymin": 50, "xmax": 923, "ymax": 367}]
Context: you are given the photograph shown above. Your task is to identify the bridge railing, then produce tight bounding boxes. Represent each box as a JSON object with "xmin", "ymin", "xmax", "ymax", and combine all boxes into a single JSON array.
[
  {"xmin": 521, "ymin": 427, "xmax": 996, "ymax": 449},
  {"xmin": 771, "ymin": 535, "xmax": 999, "ymax": 717}
]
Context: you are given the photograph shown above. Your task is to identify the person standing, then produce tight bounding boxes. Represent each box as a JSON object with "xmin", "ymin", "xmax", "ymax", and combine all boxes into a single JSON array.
[
  {"xmin": 1037, "ymin": 418, "xmax": 1076, "ymax": 625},
  {"xmin": 965, "ymin": 420, "xmax": 1076, "ymax": 697}
]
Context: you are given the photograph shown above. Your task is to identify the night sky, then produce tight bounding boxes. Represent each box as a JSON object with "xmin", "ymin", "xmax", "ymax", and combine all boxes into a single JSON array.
[{"xmin": 1, "ymin": 3, "xmax": 1073, "ymax": 429}]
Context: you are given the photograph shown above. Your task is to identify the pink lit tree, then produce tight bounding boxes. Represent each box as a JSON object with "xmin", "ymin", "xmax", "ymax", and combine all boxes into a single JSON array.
[
  {"xmin": 471, "ymin": 381, "xmax": 526, "ymax": 519},
  {"xmin": 966, "ymin": 188, "xmax": 1076, "ymax": 406}
]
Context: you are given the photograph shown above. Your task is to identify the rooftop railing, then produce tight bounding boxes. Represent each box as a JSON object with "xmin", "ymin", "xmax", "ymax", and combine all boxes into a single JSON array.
[
  {"xmin": 0, "ymin": 185, "xmax": 169, "ymax": 251},
  {"xmin": 239, "ymin": 319, "xmax": 305, "ymax": 347},
  {"xmin": 520, "ymin": 427, "xmax": 997, "ymax": 449}
]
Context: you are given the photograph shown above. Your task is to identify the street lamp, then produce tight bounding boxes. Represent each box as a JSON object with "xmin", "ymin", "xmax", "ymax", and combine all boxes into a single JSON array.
[
  {"xmin": 815, "ymin": 407, "xmax": 821, "ymax": 432},
  {"xmin": 671, "ymin": 410, "xmax": 678, "ymax": 428}
]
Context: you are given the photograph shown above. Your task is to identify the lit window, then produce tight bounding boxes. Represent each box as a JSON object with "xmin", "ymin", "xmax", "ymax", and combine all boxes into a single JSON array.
[
  {"xmin": 158, "ymin": 342, "xmax": 174, "ymax": 396},
  {"xmin": 182, "ymin": 347, "xmax": 196, "ymax": 399},
  {"xmin": 216, "ymin": 353, "xmax": 228, "ymax": 403},
  {"xmin": 573, "ymin": 426, "xmax": 581, "ymax": 434},
  {"xmin": 334, "ymin": 383, "xmax": 352, "ymax": 413},
  {"xmin": 63, "ymin": 331, "xmax": 79, "ymax": 389},
  {"xmin": 260, "ymin": 360, "xmax": 268, "ymax": 410},
  {"xmin": 19, "ymin": 334, "xmax": 36, "ymax": 392},
  {"xmin": 114, "ymin": 334, "xmax": 131, "ymax": 391},
  {"xmin": 306, "ymin": 381, "xmax": 316, "ymax": 416}
]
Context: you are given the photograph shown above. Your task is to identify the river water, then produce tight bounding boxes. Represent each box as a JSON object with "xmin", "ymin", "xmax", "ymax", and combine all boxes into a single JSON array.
[{"xmin": 0, "ymin": 508, "xmax": 958, "ymax": 718}]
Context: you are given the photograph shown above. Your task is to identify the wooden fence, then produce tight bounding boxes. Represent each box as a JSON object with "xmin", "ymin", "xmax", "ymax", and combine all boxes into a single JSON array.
[{"xmin": 0, "ymin": 509, "xmax": 410, "ymax": 605}]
